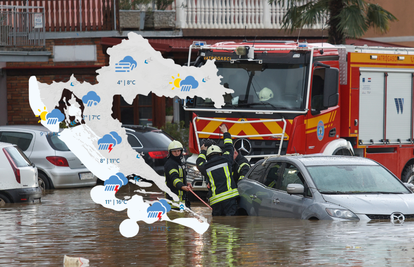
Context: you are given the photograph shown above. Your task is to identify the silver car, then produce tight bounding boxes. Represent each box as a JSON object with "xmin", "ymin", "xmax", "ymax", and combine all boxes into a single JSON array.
[
  {"xmin": 238, "ymin": 155, "xmax": 414, "ymax": 221},
  {"xmin": 0, "ymin": 125, "xmax": 97, "ymax": 190}
]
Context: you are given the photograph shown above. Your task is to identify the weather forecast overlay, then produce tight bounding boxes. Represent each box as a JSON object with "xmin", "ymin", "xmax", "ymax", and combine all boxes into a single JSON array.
[{"xmin": 28, "ymin": 32, "xmax": 233, "ymax": 237}]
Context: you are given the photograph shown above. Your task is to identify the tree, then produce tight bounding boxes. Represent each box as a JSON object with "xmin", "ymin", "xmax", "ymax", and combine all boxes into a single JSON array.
[{"xmin": 274, "ymin": 0, "xmax": 397, "ymax": 44}]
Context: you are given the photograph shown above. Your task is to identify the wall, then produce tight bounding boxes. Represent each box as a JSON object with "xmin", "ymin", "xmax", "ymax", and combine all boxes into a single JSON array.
[
  {"xmin": 364, "ymin": 0, "xmax": 414, "ymax": 47},
  {"xmin": 5, "ymin": 38, "xmax": 107, "ymax": 125}
]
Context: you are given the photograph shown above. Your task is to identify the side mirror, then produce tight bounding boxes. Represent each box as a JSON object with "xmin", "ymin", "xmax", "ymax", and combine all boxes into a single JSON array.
[
  {"xmin": 404, "ymin": 183, "xmax": 414, "ymax": 192},
  {"xmin": 286, "ymin": 183, "xmax": 305, "ymax": 194},
  {"xmin": 323, "ymin": 67, "xmax": 339, "ymax": 108}
]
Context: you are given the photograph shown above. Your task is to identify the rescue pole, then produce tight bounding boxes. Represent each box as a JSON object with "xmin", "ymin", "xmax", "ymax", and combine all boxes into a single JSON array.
[{"xmin": 189, "ymin": 188, "xmax": 212, "ymax": 210}]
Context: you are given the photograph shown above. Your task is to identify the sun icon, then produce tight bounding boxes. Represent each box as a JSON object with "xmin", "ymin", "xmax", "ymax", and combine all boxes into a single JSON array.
[
  {"xmin": 36, "ymin": 106, "xmax": 48, "ymax": 123},
  {"xmin": 169, "ymin": 73, "xmax": 181, "ymax": 90}
]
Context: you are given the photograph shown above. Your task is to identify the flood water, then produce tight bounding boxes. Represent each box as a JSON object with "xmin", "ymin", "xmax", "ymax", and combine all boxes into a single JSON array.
[{"xmin": 2, "ymin": 187, "xmax": 414, "ymax": 266}]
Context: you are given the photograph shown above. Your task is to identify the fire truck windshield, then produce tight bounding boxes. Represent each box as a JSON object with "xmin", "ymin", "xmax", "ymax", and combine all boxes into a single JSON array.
[{"xmin": 189, "ymin": 62, "xmax": 308, "ymax": 111}]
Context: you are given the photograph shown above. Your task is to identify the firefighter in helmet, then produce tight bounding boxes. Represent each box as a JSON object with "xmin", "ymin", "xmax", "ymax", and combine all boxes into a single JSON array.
[
  {"xmin": 196, "ymin": 124, "xmax": 239, "ymax": 216},
  {"xmin": 164, "ymin": 140, "xmax": 192, "ymax": 208},
  {"xmin": 258, "ymin": 87, "xmax": 274, "ymax": 101}
]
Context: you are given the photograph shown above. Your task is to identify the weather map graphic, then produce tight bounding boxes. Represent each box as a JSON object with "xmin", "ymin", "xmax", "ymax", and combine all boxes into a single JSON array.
[
  {"xmin": 104, "ymin": 172, "xmax": 128, "ymax": 192},
  {"xmin": 45, "ymin": 109, "xmax": 65, "ymax": 125},
  {"xmin": 98, "ymin": 131, "xmax": 122, "ymax": 152},
  {"xmin": 170, "ymin": 74, "xmax": 199, "ymax": 92},
  {"xmin": 82, "ymin": 91, "xmax": 101, "ymax": 107},
  {"xmin": 115, "ymin": 56, "xmax": 137, "ymax": 72},
  {"xmin": 147, "ymin": 199, "xmax": 171, "ymax": 221}
]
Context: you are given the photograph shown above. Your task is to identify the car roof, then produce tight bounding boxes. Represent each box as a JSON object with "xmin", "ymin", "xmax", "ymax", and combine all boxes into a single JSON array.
[
  {"xmin": 0, "ymin": 125, "xmax": 49, "ymax": 132},
  {"xmin": 123, "ymin": 124, "xmax": 161, "ymax": 133},
  {"xmin": 0, "ymin": 141, "xmax": 15, "ymax": 148},
  {"xmin": 262, "ymin": 155, "xmax": 378, "ymax": 167}
]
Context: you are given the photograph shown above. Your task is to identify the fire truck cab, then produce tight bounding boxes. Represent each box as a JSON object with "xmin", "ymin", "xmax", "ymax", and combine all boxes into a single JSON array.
[{"xmin": 183, "ymin": 40, "xmax": 414, "ymax": 191}]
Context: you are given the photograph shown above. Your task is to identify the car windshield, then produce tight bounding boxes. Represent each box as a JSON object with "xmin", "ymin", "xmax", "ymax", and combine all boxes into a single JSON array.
[
  {"xmin": 307, "ymin": 165, "xmax": 410, "ymax": 194},
  {"xmin": 189, "ymin": 62, "xmax": 308, "ymax": 110},
  {"xmin": 137, "ymin": 130, "xmax": 173, "ymax": 149},
  {"xmin": 4, "ymin": 146, "xmax": 32, "ymax": 167}
]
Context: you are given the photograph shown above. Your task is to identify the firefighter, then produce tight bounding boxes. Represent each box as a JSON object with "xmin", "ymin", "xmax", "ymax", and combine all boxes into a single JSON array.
[
  {"xmin": 196, "ymin": 124, "xmax": 239, "ymax": 216},
  {"xmin": 232, "ymin": 148, "xmax": 250, "ymax": 184},
  {"xmin": 164, "ymin": 140, "xmax": 192, "ymax": 208}
]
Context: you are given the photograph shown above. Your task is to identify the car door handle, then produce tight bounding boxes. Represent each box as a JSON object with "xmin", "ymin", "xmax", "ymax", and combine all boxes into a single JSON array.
[
  {"xmin": 273, "ymin": 198, "xmax": 280, "ymax": 204},
  {"xmin": 250, "ymin": 194, "xmax": 257, "ymax": 200}
]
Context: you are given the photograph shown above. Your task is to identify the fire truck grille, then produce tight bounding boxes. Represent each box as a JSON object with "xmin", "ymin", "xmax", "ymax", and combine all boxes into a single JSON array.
[{"xmin": 249, "ymin": 140, "xmax": 288, "ymax": 156}]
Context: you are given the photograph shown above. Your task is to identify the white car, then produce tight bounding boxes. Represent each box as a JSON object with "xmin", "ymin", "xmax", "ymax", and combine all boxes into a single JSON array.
[
  {"xmin": 0, "ymin": 125, "xmax": 97, "ymax": 190},
  {"xmin": 0, "ymin": 142, "xmax": 41, "ymax": 205}
]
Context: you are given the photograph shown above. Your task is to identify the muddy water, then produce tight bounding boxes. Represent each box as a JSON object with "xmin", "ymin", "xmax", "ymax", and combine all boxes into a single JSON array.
[{"xmin": 1, "ymin": 187, "xmax": 414, "ymax": 266}]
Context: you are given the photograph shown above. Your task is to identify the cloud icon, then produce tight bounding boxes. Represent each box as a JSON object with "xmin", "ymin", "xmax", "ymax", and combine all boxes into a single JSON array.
[
  {"xmin": 82, "ymin": 91, "xmax": 101, "ymax": 107},
  {"xmin": 98, "ymin": 134, "xmax": 117, "ymax": 146},
  {"xmin": 180, "ymin": 76, "xmax": 199, "ymax": 90},
  {"xmin": 115, "ymin": 56, "xmax": 137, "ymax": 72},
  {"xmin": 104, "ymin": 172, "xmax": 128, "ymax": 186},
  {"xmin": 46, "ymin": 109, "xmax": 65, "ymax": 124},
  {"xmin": 159, "ymin": 199, "xmax": 171, "ymax": 212}
]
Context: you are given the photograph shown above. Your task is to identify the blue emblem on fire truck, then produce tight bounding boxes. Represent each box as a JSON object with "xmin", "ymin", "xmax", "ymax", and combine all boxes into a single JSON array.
[{"xmin": 317, "ymin": 121, "xmax": 324, "ymax": 141}]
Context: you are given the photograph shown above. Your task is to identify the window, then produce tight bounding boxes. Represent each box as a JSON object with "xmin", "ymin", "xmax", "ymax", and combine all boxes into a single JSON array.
[
  {"xmin": 311, "ymin": 68, "xmax": 325, "ymax": 110},
  {"xmin": 246, "ymin": 163, "xmax": 267, "ymax": 184},
  {"xmin": 47, "ymin": 135, "xmax": 70, "ymax": 151},
  {"xmin": 264, "ymin": 162, "xmax": 282, "ymax": 188},
  {"xmin": 0, "ymin": 131, "xmax": 33, "ymax": 151},
  {"xmin": 127, "ymin": 133, "xmax": 143, "ymax": 148}
]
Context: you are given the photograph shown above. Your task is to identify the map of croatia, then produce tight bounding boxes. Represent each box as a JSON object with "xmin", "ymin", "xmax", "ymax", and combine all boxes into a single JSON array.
[{"xmin": 28, "ymin": 32, "xmax": 233, "ymax": 237}]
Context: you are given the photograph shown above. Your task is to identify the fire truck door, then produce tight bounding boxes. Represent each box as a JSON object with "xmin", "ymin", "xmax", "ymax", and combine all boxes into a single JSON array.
[
  {"xmin": 359, "ymin": 71, "xmax": 385, "ymax": 144},
  {"xmin": 385, "ymin": 72, "xmax": 412, "ymax": 144}
]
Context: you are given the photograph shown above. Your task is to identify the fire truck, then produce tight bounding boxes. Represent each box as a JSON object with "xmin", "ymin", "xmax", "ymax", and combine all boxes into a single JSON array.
[{"xmin": 183, "ymin": 40, "xmax": 414, "ymax": 191}]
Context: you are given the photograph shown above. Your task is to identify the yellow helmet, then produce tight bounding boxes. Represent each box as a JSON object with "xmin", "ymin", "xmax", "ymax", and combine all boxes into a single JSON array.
[
  {"xmin": 258, "ymin": 87, "xmax": 274, "ymax": 101},
  {"xmin": 168, "ymin": 140, "xmax": 183, "ymax": 151},
  {"xmin": 207, "ymin": 145, "xmax": 222, "ymax": 157}
]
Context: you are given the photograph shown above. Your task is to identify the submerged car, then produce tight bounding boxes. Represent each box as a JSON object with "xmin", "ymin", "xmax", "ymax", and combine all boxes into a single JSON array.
[
  {"xmin": 238, "ymin": 155, "xmax": 414, "ymax": 221},
  {"xmin": 0, "ymin": 142, "xmax": 41, "ymax": 205},
  {"xmin": 0, "ymin": 125, "xmax": 98, "ymax": 190}
]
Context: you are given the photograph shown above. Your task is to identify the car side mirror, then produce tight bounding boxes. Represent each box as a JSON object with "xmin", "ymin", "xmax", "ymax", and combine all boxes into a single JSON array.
[
  {"xmin": 286, "ymin": 183, "xmax": 305, "ymax": 194},
  {"xmin": 404, "ymin": 183, "xmax": 414, "ymax": 192}
]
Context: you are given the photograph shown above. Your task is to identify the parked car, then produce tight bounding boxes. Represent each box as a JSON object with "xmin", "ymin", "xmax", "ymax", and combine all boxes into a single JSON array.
[
  {"xmin": 0, "ymin": 125, "xmax": 98, "ymax": 190},
  {"xmin": 238, "ymin": 155, "xmax": 414, "ymax": 221},
  {"xmin": 0, "ymin": 141, "xmax": 41, "ymax": 205},
  {"xmin": 123, "ymin": 124, "xmax": 187, "ymax": 176}
]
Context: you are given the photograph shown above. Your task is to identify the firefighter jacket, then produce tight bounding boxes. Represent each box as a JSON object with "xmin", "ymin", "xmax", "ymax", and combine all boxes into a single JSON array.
[
  {"xmin": 196, "ymin": 132, "xmax": 239, "ymax": 205},
  {"xmin": 164, "ymin": 155, "xmax": 187, "ymax": 202},
  {"xmin": 233, "ymin": 153, "xmax": 250, "ymax": 183}
]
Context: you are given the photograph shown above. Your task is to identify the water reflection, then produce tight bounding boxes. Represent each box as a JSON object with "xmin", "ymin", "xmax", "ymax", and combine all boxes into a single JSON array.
[{"xmin": 1, "ymin": 188, "xmax": 414, "ymax": 266}]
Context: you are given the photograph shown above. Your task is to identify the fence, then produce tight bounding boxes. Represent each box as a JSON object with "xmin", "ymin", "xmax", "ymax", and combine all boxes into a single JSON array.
[
  {"xmin": 175, "ymin": 0, "xmax": 327, "ymax": 30},
  {"xmin": 0, "ymin": 5, "xmax": 44, "ymax": 46},
  {"xmin": 0, "ymin": 0, "xmax": 117, "ymax": 32}
]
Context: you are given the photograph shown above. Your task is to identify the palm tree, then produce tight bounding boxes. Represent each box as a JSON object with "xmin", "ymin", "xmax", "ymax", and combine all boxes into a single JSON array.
[{"xmin": 274, "ymin": 0, "xmax": 397, "ymax": 44}]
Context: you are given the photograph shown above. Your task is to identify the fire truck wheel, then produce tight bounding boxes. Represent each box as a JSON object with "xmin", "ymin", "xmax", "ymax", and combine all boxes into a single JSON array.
[{"xmin": 401, "ymin": 164, "xmax": 414, "ymax": 185}]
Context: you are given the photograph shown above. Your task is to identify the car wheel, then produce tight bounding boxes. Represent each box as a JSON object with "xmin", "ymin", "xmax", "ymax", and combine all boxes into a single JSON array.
[
  {"xmin": 402, "ymin": 164, "xmax": 414, "ymax": 184},
  {"xmin": 38, "ymin": 173, "xmax": 50, "ymax": 191},
  {"xmin": 0, "ymin": 194, "xmax": 10, "ymax": 206}
]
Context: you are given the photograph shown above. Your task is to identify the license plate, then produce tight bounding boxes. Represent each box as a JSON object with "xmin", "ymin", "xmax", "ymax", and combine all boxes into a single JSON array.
[{"xmin": 79, "ymin": 172, "xmax": 94, "ymax": 180}]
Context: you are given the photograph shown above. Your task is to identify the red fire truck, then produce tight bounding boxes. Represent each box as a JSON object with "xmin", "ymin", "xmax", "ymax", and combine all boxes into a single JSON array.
[{"xmin": 184, "ymin": 40, "xmax": 414, "ymax": 190}]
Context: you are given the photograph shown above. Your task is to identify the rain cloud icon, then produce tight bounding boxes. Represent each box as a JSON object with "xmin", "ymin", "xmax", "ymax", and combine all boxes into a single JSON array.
[
  {"xmin": 82, "ymin": 91, "xmax": 101, "ymax": 107},
  {"xmin": 115, "ymin": 56, "xmax": 137, "ymax": 72},
  {"xmin": 104, "ymin": 172, "xmax": 128, "ymax": 192},
  {"xmin": 98, "ymin": 131, "xmax": 122, "ymax": 152},
  {"xmin": 147, "ymin": 199, "xmax": 171, "ymax": 220},
  {"xmin": 180, "ymin": 76, "xmax": 199, "ymax": 92},
  {"xmin": 45, "ymin": 109, "xmax": 65, "ymax": 125}
]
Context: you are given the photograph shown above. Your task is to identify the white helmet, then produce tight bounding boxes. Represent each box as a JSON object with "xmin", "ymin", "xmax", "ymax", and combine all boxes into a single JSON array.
[
  {"xmin": 258, "ymin": 87, "xmax": 274, "ymax": 101},
  {"xmin": 168, "ymin": 140, "xmax": 183, "ymax": 152},
  {"xmin": 207, "ymin": 145, "xmax": 222, "ymax": 157}
]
